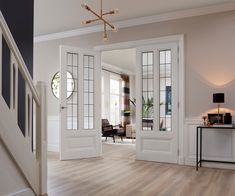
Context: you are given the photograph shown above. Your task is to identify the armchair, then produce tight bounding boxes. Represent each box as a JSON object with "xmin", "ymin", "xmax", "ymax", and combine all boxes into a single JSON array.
[
  {"xmin": 101, "ymin": 119, "xmax": 117, "ymax": 142},
  {"xmin": 101, "ymin": 119, "xmax": 125, "ymax": 142},
  {"xmin": 113, "ymin": 124, "xmax": 125, "ymax": 142}
]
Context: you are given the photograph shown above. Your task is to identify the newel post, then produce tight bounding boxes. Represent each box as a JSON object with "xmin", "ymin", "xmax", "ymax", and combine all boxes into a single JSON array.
[{"xmin": 36, "ymin": 81, "xmax": 47, "ymax": 195}]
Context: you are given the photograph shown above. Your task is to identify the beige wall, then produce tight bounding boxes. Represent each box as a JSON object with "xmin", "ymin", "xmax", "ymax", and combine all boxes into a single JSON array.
[{"xmin": 34, "ymin": 11, "xmax": 235, "ymax": 118}]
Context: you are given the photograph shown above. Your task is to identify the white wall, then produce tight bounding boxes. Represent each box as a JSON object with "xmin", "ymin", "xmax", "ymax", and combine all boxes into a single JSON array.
[
  {"xmin": 34, "ymin": 11, "xmax": 235, "ymax": 117},
  {"xmin": 34, "ymin": 11, "xmax": 235, "ymax": 165},
  {"xmin": 0, "ymin": 140, "xmax": 31, "ymax": 196}
]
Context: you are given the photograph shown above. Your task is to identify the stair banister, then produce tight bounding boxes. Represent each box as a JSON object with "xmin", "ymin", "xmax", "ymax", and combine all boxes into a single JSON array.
[
  {"xmin": 0, "ymin": 11, "xmax": 40, "ymax": 106},
  {"xmin": 0, "ymin": 11, "xmax": 47, "ymax": 195}
]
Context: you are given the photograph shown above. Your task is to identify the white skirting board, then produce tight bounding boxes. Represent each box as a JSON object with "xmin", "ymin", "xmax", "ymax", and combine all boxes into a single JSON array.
[{"xmin": 8, "ymin": 188, "xmax": 35, "ymax": 196}]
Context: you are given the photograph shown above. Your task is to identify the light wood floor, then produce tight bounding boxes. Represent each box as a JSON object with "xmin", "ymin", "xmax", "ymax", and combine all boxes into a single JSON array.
[{"xmin": 48, "ymin": 143, "xmax": 235, "ymax": 196}]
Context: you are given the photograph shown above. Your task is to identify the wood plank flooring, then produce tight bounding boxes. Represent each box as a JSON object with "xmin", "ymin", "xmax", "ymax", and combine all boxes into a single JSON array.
[{"xmin": 48, "ymin": 143, "xmax": 235, "ymax": 196}]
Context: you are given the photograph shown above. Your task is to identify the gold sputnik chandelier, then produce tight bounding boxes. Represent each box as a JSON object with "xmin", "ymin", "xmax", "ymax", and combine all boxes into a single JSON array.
[{"xmin": 81, "ymin": 0, "xmax": 119, "ymax": 41}]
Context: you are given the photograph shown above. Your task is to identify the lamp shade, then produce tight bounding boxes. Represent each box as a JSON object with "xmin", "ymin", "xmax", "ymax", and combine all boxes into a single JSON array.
[{"xmin": 213, "ymin": 93, "xmax": 224, "ymax": 103}]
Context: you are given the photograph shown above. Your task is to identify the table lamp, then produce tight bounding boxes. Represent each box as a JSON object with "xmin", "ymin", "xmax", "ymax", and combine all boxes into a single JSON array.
[{"xmin": 213, "ymin": 93, "xmax": 224, "ymax": 123}]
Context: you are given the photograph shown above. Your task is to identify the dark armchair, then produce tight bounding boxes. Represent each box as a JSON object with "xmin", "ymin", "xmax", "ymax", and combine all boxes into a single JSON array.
[
  {"xmin": 102, "ymin": 119, "xmax": 117, "ymax": 142},
  {"xmin": 113, "ymin": 124, "xmax": 125, "ymax": 142},
  {"xmin": 101, "ymin": 119, "xmax": 125, "ymax": 142}
]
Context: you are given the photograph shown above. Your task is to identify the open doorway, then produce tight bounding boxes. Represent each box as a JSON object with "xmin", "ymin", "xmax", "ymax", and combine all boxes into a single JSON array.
[
  {"xmin": 57, "ymin": 35, "xmax": 183, "ymax": 162},
  {"xmin": 101, "ymin": 49, "xmax": 137, "ymax": 149}
]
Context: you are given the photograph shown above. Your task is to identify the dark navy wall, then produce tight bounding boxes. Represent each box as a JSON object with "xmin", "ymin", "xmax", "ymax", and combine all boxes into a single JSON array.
[
  {"xmin": 0, "ymin": 0, "xmax": 34, "ymax": 76},
  {"xmin": 0, "ymin": 0, "xmax": 34, "ymax": 136}
]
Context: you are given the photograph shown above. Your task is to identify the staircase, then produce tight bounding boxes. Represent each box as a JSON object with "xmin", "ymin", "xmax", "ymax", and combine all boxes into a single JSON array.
[{"xmin": 0, "ymin": 11, "xmax": 47, "ymax": 196}]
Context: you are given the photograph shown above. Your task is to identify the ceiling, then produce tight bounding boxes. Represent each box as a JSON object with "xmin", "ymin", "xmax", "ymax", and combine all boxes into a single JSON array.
[
  {"xmin": 102, "ymin": 49, "xmax": 136, "ymax": 74},
  {"xmin": 34, "ymin": 0, "xmax": 234, "ymax": 36}
]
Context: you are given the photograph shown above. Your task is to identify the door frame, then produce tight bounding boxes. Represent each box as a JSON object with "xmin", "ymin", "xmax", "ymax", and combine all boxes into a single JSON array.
[{"xmin": 94, "ymin": 34, "xmax": 185, "ymax": 164}]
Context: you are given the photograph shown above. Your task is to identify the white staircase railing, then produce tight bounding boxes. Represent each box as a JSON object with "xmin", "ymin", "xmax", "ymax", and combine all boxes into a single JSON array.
[{"xmin": 0, "ymin": 11, "xmax": 47, "ymax": 195}]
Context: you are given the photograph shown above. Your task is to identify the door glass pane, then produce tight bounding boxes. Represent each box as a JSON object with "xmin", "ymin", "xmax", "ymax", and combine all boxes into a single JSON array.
[
  {"xmin": 159, "ymin": 50, "xmax": 172, "ymax": 132},
  {"xmin": 66, "ymin": 53, "xmax": 78, "ymax": 130},
  {"xmin": 142, "ymin": 52, "xmax": 154, "ymax": 131},
  {"xmin": 83, "ymin": 55, "xmax": 94, "ymax": 129}
]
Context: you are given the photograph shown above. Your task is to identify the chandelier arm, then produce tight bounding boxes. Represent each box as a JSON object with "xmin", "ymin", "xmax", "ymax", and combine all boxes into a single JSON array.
[
  {"xmin": 85, "ymin": 8, "xmax": 115, "ymax": 29},
  {"xmin": 85, "ymin": 18, "xmax": 101, "ymax": 24},
  {"xmin": 102, "ymin": 11, "xmax": 115, "ymax": 16},
  {"xmin": 104, "ymin": 20, "xmax": 115, "ymax": 29}
]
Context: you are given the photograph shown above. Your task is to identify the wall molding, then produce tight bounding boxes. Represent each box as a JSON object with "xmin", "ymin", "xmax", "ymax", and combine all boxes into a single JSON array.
[
  {"xmin": 102, "ymin": 62, "xmax": 135, "ymax": 75},
  {"xmin": 48, "ymin": 144, "xmax": 59, "ymax": 153},
  {"xmin": 48, "ymin": 115, "xmax": 59, "ymax": 152},
  {"xmin": 184, "ymin": 117, "xmax": 235, "ymax": 169},
  {"xmin": 34, "ymin": 2, "xmax": 235, "ymax": 43},
  {"xmin": 9, "ymin": 188, "xmax": 35, "ymax": 196},
  {"xmin": 94, "ymin": 35, "xmax": 184, "ymax": 51}
]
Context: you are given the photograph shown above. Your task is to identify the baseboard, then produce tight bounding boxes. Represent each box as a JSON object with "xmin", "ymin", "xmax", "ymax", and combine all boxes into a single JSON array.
[
  {"xmin": 8, "ymin": 188, "xmax": 35, "ymax": 196},
  {"xmin": 48, "ymin": 144, "xmax": 59, "ymax": 152},
  {"xmin": 178, "ymin": 156, "xmax": 185, "ymax": 165},
  {"xmin": 185, "ymin": 158, "xmax": 235, "ymax": 170}
]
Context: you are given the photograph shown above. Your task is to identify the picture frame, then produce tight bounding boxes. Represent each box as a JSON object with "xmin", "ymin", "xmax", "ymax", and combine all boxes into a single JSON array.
[{"xmin": 207, "ymin": 113, "xmax": 223, "ymax": 124}]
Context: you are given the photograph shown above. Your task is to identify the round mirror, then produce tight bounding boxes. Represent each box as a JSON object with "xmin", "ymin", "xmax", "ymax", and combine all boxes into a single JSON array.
[{"xmin": 51, "ymin": 71, "xmax": 75, "ymax": 99}]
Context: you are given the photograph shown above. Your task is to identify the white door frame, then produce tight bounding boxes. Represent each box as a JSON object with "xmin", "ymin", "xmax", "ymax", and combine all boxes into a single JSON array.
[{"xmin": 94, "ymin": 34, "xmax": 185, "ymax": 164}]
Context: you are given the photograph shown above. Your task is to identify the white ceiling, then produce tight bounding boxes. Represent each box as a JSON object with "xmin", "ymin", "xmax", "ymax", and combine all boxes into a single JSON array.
[
  {"xmin": 34, "ymin": 0, "xmax": 234, "ymax": 36},
  {"xmin": 102, "ymin": 49, "xmax": 136, "ymax": 74}
]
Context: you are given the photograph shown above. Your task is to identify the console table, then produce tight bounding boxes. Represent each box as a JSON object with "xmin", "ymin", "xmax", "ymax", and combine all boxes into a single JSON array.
[{"xmin": 196, "ymin": 126, "xmax": 235, "ymax": 171}]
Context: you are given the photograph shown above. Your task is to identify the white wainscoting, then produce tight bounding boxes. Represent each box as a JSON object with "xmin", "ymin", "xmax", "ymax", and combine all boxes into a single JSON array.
[
  {"xmin": 48, "ymin": 115, "xmax": 235, "ymax": 169},
  {"xmin": 184, "ymin": 118, "xmax": 235, "ymax": 169},
  {"xmin": 48, "ymin": 116, "xmax": 60, "ymax": 152}
]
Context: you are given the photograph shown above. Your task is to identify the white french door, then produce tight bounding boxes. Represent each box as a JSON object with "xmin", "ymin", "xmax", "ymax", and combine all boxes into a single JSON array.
[
  {"xmin": 136, "ymin": 42, "xmax": 179, "ymax": 163},
  {"xmin": 60, "ymin": 46, "xmax": 101, "ymax": 160}
]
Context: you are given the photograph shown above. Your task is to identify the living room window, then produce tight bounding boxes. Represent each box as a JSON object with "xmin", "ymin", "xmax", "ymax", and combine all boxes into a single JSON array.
[
  {"xmin": 101, "ymin": 70, "xmax": 123, "ymax": 125},
  {"xmin": 110, "ymin": 77, "xmax": 121, "ymax": 125}
]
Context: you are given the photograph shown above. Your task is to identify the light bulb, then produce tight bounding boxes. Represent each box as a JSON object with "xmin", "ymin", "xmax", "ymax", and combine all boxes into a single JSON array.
[
  {"xmin": 103, "ymin": 32, "xmax": 108, "ymax": 41},
  {"xmin": 103, "ymin": 36, "xmax": 108, "ymax": 41},
  {"xmin": 81, "ymin": 3, "xmax": 86, "ymax": 8},
  {"xmin": 81, "ymin": 3, "xmax": 89, "ymax": 10},
  {"xmin": 114, "ymin": 8, "xmax": 119, "ymax": 14},
  {"xmin": 112, "ymin": 27, "xmax": 118, "ymax": 32}
]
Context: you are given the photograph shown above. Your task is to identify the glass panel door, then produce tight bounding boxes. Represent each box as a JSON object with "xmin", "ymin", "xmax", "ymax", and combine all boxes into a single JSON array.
[
  {"xmin": 159, "ymin": 50, "xmax": 172, "ymax": 132},
  {"xmin": 60, "ymin": 46, "xmax": 101, "ymax": 160},
  {"xmin": 141, "ymin": 52, "xmax": 154, "ymax": 131},
  {"xmin": 66, "ymin": 53, "xmax": 78, "ymax": 130},
  {"xmin": 83, "ymin": 55, "xmax": 94, "ymax": 129},
  {"xmin": 136, "ymin": 42, "xmax": 179, "ymax": 164}
]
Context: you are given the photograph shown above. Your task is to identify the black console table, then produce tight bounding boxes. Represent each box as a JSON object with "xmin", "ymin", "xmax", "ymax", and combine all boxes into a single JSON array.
[{"xmin": 196, "ymin": 126, "xmax": 235, "ymax": 171}]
